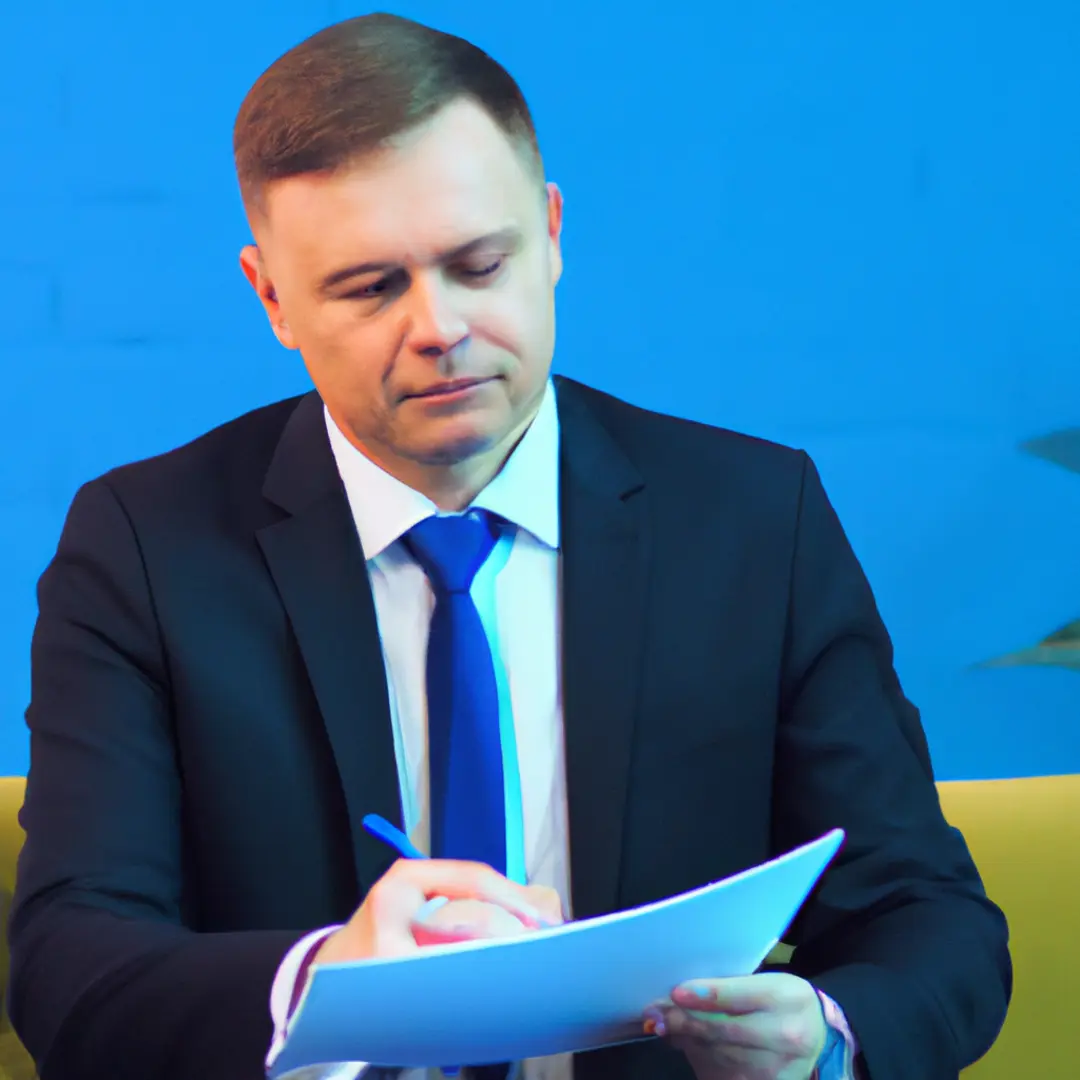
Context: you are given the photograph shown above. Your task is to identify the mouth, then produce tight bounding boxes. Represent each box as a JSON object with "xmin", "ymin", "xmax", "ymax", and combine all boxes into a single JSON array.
[{"xmin": 406, "ymin": 376, "xmax": 496, "ymax": 400}]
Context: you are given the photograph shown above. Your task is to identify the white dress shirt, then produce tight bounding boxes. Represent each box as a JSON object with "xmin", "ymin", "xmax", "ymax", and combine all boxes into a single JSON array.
[{"xmin": 267, "ymin": 381, "xmax": 574, "ymax": 1080}]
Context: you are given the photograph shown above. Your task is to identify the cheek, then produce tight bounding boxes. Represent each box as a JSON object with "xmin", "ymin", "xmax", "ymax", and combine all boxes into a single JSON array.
[
  {"xmin": 310, "ymin": 312, "xmax": 397, "ymax": 383},
  {"xmin": 473, "ymin": 287, "xmax": 552, "ymax": 360}
]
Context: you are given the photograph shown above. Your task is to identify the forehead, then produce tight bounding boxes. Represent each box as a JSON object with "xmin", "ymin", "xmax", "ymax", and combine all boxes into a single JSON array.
[{"xmin": 262, "ymin": 100, "xmax": 539, "ymax": 268}]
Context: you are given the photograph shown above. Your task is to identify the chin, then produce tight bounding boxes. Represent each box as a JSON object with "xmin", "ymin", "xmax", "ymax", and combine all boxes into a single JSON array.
[
  {"xmin": 408, "ymin": 399, "xmax": 519, "ymax": 463},
  {"xmin": 411, "ymin": 425, "xmax": 502, "ymax": 467}
]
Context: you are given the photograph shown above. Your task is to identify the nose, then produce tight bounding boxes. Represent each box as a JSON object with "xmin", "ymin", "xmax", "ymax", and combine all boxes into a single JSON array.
[{"xmin": 403, "ymin": 273, "xmax": 469, "ymax": 359}]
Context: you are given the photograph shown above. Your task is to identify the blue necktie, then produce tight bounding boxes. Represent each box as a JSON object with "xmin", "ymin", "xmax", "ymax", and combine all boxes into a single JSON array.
[
  {"xmin": 404, "ymin": 511, "xmax": 507, "ymax": 873},
  {"xmin": 405, "ymin": 513, "xmax": 511, "ymax": 1080}
]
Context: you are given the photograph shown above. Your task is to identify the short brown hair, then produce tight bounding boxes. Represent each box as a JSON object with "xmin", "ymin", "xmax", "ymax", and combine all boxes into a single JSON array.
[{"xmin": 233, "ymin": 12, "xmax": 543, "ymax": 219}]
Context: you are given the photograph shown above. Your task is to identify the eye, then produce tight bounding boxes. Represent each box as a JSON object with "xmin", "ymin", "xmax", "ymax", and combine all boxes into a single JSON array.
[
  {"xmin": 343, "ymin": 269, "xmax": 406, "ymax": 300},
  {"xmin": 457, "ymin": 258, "xmax": 504, "ymax": 279},
  {"xmin": 345, "ymin": 284, "xmax": 380, "ymax": 299}
]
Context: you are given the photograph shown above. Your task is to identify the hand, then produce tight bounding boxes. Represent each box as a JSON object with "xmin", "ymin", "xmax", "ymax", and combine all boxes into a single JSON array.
[
  {"xmin": 314, "ymin": 858, "xmax": 564, "ymax": 964},
  {"xmin": 643, "ymin": 973, "xmax": 828, "ymax": 1080}
]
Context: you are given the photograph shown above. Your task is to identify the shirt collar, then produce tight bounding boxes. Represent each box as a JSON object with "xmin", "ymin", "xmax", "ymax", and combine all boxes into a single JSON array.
[{"xmin": 324, "ymin": 380, "xmax": 560, "ymax": 561}]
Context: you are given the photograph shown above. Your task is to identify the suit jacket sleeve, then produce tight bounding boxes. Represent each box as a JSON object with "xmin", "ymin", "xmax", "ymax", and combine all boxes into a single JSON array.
[
  {"xmin": 9, "ymin": 477, "xmax": 304, "ymax": 1080},
  {"xmin": 774, "ymin": 455, "xmax": 1011, "ymax": 1080}
]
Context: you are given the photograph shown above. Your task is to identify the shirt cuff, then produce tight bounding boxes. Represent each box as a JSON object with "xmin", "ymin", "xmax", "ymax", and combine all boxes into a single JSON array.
[
  {"xmin": 813, "ymin": 990, "xmax": 860, "ymax": 1080},
  {"xmin": 266, "ymin": 924, "xmax": 371, "ymax": 1079}
]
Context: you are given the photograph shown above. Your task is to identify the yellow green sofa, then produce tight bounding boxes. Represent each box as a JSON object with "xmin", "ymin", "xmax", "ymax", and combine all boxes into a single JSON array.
[
  {"xmin": 0, "ymin": 777, "xmax": 34, "ymax": 1080},
  {"xmin": 936, "ymin": 775, "xmax": 1078, "ymax": 1076},
  {"xmin": 0, "ymin": 774, "xmax": 1076, "ymax": 1078}
]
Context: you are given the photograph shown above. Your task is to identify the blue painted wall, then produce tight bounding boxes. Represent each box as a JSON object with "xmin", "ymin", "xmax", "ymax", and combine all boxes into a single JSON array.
[{"xmin": 2, "ymin": 2, "xmax": 1078, "ymax": 779}]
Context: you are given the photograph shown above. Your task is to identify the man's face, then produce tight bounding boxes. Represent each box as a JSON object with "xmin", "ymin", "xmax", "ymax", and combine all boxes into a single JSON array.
[{"xmin": 240, "ymin": 98, "xmax": 563, "ymax": 486}]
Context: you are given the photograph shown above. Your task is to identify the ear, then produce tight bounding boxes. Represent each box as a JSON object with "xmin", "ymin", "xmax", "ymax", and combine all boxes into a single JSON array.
[
  {"xmin": 239, "ymin": 244, "xmax": 297, "ymax": 349},
  {"xmin": 545, "ymin": 182, "xmax": 564, "ymax": 286}
]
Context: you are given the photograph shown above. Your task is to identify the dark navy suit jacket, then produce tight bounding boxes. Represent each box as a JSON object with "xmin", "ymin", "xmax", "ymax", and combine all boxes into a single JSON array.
[{"xmin": 9, "ymin": 377, "xmax": 1010, "ymax": 1080}]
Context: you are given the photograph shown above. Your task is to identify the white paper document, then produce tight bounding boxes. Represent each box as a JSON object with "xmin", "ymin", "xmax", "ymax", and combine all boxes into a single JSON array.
[{"xmin": 270, "ymin": 828, "xmax": 845, "ymax": 1077}]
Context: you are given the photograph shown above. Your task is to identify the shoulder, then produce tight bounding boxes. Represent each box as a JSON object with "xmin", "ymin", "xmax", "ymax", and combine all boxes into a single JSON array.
[
  {"xmin": 90, "ymin": 393, "xmax": 312, "ymax": 516},
  {"xmin": 554, "ymin": 376, "xmax": 811, "ymax": 501}
]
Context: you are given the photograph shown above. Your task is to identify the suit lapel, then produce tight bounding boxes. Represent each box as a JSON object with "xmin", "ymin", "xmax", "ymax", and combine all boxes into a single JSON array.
[
  {"xmin": 253, "ymin": 383, "xmax": 651, "ymax": 914},
  {"xmin": 256, "ymin": 393, "xmax": 403, "ymax": 898},
  {"xmin": 556, "ymin": 378, "xmax": 651, "ymax": 920}
]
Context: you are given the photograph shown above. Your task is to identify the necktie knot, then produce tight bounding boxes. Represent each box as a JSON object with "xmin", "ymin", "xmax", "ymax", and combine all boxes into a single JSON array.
[{"xmin": 404, "ymin": 511, "xmax": 500, "ymax": 595}]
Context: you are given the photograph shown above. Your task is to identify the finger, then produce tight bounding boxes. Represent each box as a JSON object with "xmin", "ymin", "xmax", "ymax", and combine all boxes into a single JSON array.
[
  {"xmin": 412, "ymin": 922, "xmax": 515, "ymax": 947},
  {"xmin": 413, "ymin": 901, "xmax": 535, "ymax": 947},
  {"xmin": 644, "ymin": 1006, "xmax": 716, "ymax": 1045},
  {"xmin": 659, "ymin": 1000, "xmax": 826, "ymax": 1061},
  {"xmin": 663, "ymin": 1022, "xmax": 783, "ymax": 1076},
  {"xmin": 660, "ymin": 1005, "xmax": 778, "ymax": 1050},
  {"xmin": 378, "ymin": 858, "xmax": 554, "ymax": 925},
  {"xmin": 672, "ymin": 974, "xmax": 790, "ymax": 1015},
  {"xmin": 420, "ymin": 899, "xmax": 534, "ymax": 937},
  {"xmin": 520, "ymin": 884, "xmax": 565, "ymax": 926}
]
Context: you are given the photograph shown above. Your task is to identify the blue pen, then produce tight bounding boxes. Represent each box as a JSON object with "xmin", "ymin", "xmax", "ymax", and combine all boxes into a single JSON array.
[
  {"xmin": 362, "ymin": 812, "xmax": 426, "ymax": 859},
  {"xmin": 363, "ymin": 814, "xmax": 558, "ymax": 933},
  {"xmin": 362, "ymin": 813, "xmax": 451, "ymax": 924}
]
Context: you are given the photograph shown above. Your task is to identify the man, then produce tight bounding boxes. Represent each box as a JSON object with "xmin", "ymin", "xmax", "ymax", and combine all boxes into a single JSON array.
[{"xmin": 8, "ymin": 12, "xmax": 1009, "ymax": 1080}]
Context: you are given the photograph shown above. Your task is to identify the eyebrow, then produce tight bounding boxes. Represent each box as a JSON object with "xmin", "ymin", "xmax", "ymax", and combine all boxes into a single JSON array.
[{"xmin": 317, "ymin": 227, "xmax": 523, "ymax": 295}]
